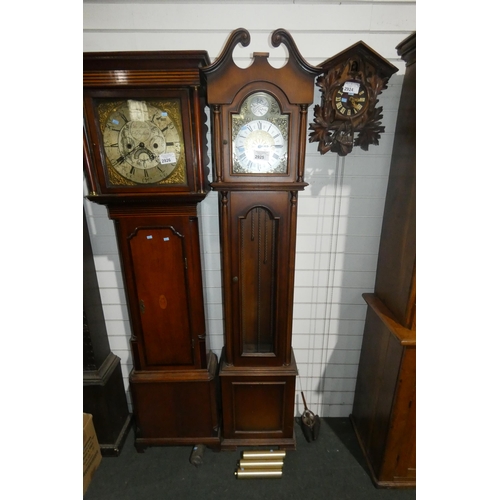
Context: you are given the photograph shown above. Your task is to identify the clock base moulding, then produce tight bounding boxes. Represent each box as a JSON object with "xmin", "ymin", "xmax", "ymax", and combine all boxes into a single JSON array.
[
  {"xmin": 130, "ymin": 351, "xmax": 221, "ymax": 452},
  {"xmin": 217, "ymin": 348, "xmax": 298, "ymax": 451}
]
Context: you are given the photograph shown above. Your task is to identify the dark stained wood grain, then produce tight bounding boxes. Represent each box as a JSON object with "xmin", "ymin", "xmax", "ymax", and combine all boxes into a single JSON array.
[{"xmin": 350, "ymin": 32, "xmax": 416, "ymax": 488}]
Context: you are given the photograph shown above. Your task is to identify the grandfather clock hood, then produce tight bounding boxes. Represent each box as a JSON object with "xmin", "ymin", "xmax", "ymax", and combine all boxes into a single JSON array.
[
  {"xmin": 202, "ymin": 28, "xmax": 320, "ymax": 105},
  {"xmin": 202, "ymin": 28, "xmax": 321, "ymax": 188}
]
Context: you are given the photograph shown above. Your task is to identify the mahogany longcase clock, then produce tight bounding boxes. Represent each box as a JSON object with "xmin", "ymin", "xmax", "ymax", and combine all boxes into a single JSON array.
[
  {"xmin": 83, "ymin": 51, "xmax": 220, "ymax": 451},
  {"xmin": 202, "ymin": 28, "xmax": 320, "ymax": 450}
]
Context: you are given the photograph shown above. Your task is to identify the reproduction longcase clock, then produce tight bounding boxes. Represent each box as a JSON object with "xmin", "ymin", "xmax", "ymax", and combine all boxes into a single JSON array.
[
  {"xmin": 83, "ymin": 51, "xmax": 220, "ymax": 452},
  {"xmin": 201, "ymin": 28, "xmax": 320, "ymax": 450}
]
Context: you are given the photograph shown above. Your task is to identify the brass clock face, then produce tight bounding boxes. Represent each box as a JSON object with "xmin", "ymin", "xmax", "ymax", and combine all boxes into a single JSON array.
[
  {"xmin": 97, "ymin": 99, "xmax": 187, "ymax": 185},
  {"xmin": 232, "ymin": 92, "xmax": 288, "ymax": 174},
  {"xmin": 333, "ymin": 81, "xmax": 368, "ymax": 118}
]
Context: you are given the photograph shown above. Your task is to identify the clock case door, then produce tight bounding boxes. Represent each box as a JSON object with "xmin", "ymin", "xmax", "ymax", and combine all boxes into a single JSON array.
[
  {"xmin": 225, "ymin": 190, "xmax": 295, "ymax": 367},
  {"xmin": 112, "ymin": 210, "xmax": 207, "ymax": 372}
]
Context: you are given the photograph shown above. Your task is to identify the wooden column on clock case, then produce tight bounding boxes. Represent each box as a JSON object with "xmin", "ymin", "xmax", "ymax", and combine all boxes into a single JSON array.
[
  {"xmin": 202, "ymin": 29, "xmax": 321, "ymax": 450},
  {"xmin": 83, "ymin": 51, "xmax": 220, "ymax": 452}
]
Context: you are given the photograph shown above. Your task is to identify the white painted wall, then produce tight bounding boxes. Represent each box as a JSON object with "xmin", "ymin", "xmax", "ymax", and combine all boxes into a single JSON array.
[{"xmin": 83, "ymin": 0, "xmax": 416, "ymax": 418}]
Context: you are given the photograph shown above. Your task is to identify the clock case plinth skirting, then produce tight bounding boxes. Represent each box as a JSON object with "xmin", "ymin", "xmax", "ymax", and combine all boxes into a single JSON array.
[
  {"xmin": 84, "ymin": 209, "xmax": 132, "ymax": 456},
  {"xmin": 130, "ymin": 351, "xmax": 221, "ymax": 451},
  {"xmin": 350, "ymin": 294, "xmax": 416, "ymax": 488},
  {"xmin": 218, "ymin": 348, "xmax": 298, "ymax": 451},
  {"xmin": 83, "ymin": 353, "xmax": 133, "ymax": 456}
]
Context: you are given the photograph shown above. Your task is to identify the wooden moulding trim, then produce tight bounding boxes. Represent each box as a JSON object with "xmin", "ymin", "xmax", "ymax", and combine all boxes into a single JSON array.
[
  {"xmin": 219, "ymin": 351, "xmax": 298, "ymax": 377},
  {"xmin": 210, "ymin": 182, "xmax": 308, "ymax": 191},
  {"xmin": 396, "ymin": 32, "xmax": 416, "ymax": 67},
  {"xmin": 362, "ymin": 293, "xmax": 416, "ymax": 346},
  {"xmin": 87, "ymin": 192, "xmax": 207, "ymax": 207},
  {"xmin": 106, "ymin": 205, "xmax": 198, "ymax": 219},
  {"xmin": 270, "ymin": 28, "xmax": 321, "ymax": 77},
  {"xmin": 83, "ymin": 70, "xmax": 202, "ymax": 87},
  {"xmin": 83, "ymin": 352, "xmax": 121, "ymax": 385},
  {"xmin": 219, "ymin": 365, "xmax": 298, "ymax": 377},
  {"xmin": 130, "ymin": 351, "xmax": 218, "ymax": 383},
  {"xmin": 135, "ymin": 436, "xmax": 221, "ymax": 447},
  {"xmin": 319, "ymin": 40, "xmax": 398, "ymax": 78},
  {"xmin": 201, "ymin": 28, "xmax": 320, "ymax": 105}
]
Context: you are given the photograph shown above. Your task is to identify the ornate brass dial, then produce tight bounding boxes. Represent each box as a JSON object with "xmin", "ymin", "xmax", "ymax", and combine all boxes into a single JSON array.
[{"xmin": 98, "ymin": 99, "xmax": 187, "ymax": 185}]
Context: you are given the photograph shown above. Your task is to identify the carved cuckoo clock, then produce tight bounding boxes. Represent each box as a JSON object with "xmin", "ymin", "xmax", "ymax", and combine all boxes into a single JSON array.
[{"xmin": 309, "ymin": 41, "xmax": 398, "ymax": 156}]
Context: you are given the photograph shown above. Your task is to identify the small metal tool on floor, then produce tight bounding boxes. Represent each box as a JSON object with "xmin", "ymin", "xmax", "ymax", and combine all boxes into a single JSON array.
[
  {"xmin": 300, "ymin": 391, "xmax": 320, "ymax": 442},
  {"xmin": 189, "ymin": 444, "xmax": 206, "ymax": 467}
]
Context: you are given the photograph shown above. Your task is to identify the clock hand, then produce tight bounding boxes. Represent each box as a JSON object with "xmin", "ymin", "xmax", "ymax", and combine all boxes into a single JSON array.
[
  {"xmin": 114, "ymin": 144, "xmax": 141, "ymax": 165},
  {"xmin": 140, "ymin": 145, "xmax": 158, "ymax": 160}
]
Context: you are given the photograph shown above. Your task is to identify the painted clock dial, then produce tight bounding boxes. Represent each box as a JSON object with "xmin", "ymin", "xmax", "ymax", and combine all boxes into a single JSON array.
[{"xmin": 333, "ymin": 81, "xmax": 368, "ymax": 118}]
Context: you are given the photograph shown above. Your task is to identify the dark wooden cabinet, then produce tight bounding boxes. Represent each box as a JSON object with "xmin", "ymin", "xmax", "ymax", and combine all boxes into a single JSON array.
[
  {"xmin": 83, "ymin": 209, "xmax": 132, "ymax": 456},
  {"xmin": 350, "ymin": 32, "xmax": 416, "ymax": 488},
  {"xmin": 202, "ymin": 29, "xmax": 320, "ymax": 450},
  {"xmin": 83, "ymin": 51, "xmax": 220, "ymax": 451}
]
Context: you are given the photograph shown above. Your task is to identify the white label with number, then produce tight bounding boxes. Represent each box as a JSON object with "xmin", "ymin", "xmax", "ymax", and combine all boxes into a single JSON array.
[
  {"xmin": 159, "ymin": 152, "xmax": 176, "ymax": 165},
  {"xmin": 253, "ymin": 149, "xmax": 270, "ymax": 162},
  {"xmin": 342, "ymin": 81, "xmax": 360, "ymax": 94}
]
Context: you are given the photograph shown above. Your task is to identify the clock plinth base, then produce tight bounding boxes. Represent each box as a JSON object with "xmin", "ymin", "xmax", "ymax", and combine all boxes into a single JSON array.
[
  {"xmin": 130, "ymin": 351, "xmax": 221, "ymax": 452},
  {"xmin": 220, "ymin": 431, "xmax": 296, "ymax": 452},
  {"xmin": 83, "ymin": 354, "xmax": 133, "ymax": 457},
  {"xmin": 218, "ymin": 348, "xmax": 297, "ymax": 451}
]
